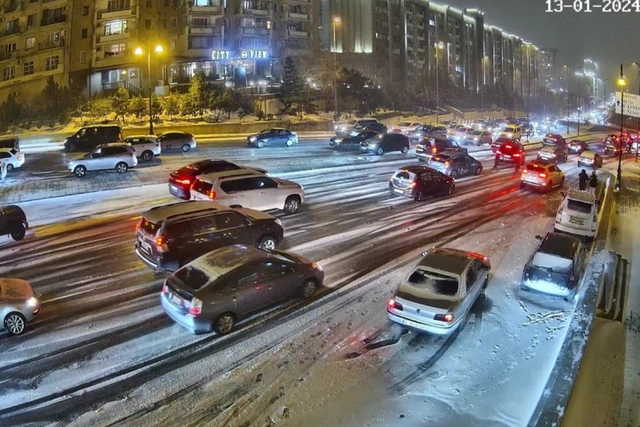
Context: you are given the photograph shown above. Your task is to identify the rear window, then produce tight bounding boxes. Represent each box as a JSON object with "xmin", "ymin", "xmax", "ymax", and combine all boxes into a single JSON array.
[
  {"xmin": 432, "ymin": 154, "xmax": 452, "ymax": 163},
  {"xmin": 406, "ymin": 268, "xmax": 459, "ymax": 297},
  {"xmin": 140, "ymin": 218, "xmax": 161, "ymax": 235},
  {"xmin": 531, "ymin": 252, "xmax": 573, "ymax": 274},
  {"xmin": 526, "ymin": 164, "xmax": 546, "ymax": 173},
  {"xmin": 174, "ymin": 265, "xmax": 213, "ymax": 291},
  {"xmin": 175, "ymin": 166, "xmax": 200, "ymax": 177},
  {"xmin": 192, "ymin": 179, "xmax": 213, "ymax": 194},
  {"xmin": 394, "ymin": 171, "xmax": 414, "ymax": 180},
  {"xmin": 567, "ymin": 199, "xmax": 593, "ymax": 214}
]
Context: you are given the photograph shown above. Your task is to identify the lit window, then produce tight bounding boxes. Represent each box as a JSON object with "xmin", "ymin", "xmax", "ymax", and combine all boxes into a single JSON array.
[
  {"xmin": 25, "ymin": 37, "xmax": 35, "ymax": 50},
  {"xmin": 105, "ymin": 20, "xmax": 128, "ymax": 35}
]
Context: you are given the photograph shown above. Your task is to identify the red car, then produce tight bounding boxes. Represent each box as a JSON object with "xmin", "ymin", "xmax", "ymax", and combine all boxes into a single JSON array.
[
  {"xmin": 496, "ymin": 141, "xmax": 525, "ymax": 165},
  {"xmin": 491, "ymin": 137, "xmax": 517, "ymax": 153}
]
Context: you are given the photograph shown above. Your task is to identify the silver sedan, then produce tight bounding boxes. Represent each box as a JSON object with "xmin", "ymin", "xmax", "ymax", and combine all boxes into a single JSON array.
[{"xmin": 1, "ymin": 278, "xmax": 41, "ymax": 335}]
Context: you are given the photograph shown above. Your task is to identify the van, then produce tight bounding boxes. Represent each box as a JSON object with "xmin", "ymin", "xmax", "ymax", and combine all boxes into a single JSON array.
[
  {"xmin": 63, "ymin": 125, "xmax": 122, "ymax": 151},
  {"xmin": 500, "ymin": 125, "xmax": 522, "ymax": 141},
  {"xmin": 554, "ymin": 188, "xmax": 598, "ymax": 239},
  {"xmin": 0, "ymin": 136, "xmax": 20, "ymax": 151}
]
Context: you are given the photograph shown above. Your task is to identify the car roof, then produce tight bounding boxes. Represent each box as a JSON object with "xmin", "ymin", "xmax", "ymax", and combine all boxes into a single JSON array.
[
  {"xmin": 194, "ymin": 244, "xmax": 278, "ymax": 277},
  {"xmin": 579, "ymin": 150, "xmax": 597, "ymax": 158},
  {"xmin": 527, "ymin": 161, "xmax": 552, "ymax": 169},
  {"xmin": 539, "ymin": 232, "xmax": 581, "ymax": 258},
  {"xmin": 186, "ymin": 159, "xmax": 235, "ymax": 169},
  {"xmin": 125, "ymin": 135, "xmax": 156, "ymax": 139},
  {"xmin": 418, "ymin": 248, "xmax": 475, "ymax": 276},
  {"xmin": 566, "ymin": 188, "xmax": 595, "ymax": 203},
  {"xmin": 396, "ymin": 165, "xmax": 435, "ymax": 174},
  {"xmin": 197, "ymin": 168, "xmax": 264, "ymax": 183},
  {"xmin": 96, "ymin": 142, "xmax": 131, "ymax": 148},
  {"xmin": 84, "ymin": 124, "xmax": 120, "ymax": 129},
  {"xmin": 540, "ymin": 145, "xmax": 558, "ymax": 151},
  {"xmin": 142, "ymin": 201, "xmax": 232, "ymax": 223},
  {"xmin": 267, "ymin": 127, "xmax": 287, "ymax": 131}
]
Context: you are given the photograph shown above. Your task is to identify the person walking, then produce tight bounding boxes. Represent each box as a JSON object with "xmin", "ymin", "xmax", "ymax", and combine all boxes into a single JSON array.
[
  {"xmin": 589, "ymin": 171, "xmax": 598, "ymax": 195},
  {"xmin": 578, "ymin": 169, "xmax": 589, "ymax": 191}
]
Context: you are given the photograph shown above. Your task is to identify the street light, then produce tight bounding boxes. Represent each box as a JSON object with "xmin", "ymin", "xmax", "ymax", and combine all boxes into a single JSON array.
[
  {"xmin": 564, "ymin": 65, "xmax": 570, "ymax": 134},
  {"xmin": 615, "ymin": 64, "xmax": 626, "ymax": 192},
  {"xmin": 332, "ymin": 16, "xmax": 341, "ymax": 123},
  {"xmin": 135, "ymin": 42, "xmax": 164, "ymax": 134},
  {"xmin": 577, "ymin": 67, "xmax": 583, "ymax": 136},
  {"xmin": 435, "ymin": 41, "xmax": 444, "ymax": 124},
  {"xmin": 481, "ymin": 55, "xmax": 488, "ymax": 119}
]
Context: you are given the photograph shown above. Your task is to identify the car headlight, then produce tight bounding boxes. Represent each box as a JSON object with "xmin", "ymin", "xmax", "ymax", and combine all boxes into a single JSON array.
[
  {"xmin": 312, "ymin": 262, "xmax": 323, "ymax": 271},
  {"xmin": 334, "ymin": 138, "xmax": 343, "ymax": 143},
  {"xmin": 26, "ymin": 296, "xmax": 38, "ymax": 307},
  {"xmin": 249, "ymin": 136, "xmax": 257, "ymax": 142},
  {"xmin": 474, "ymin": 137, "xmax": 479, "ymax": 141}
]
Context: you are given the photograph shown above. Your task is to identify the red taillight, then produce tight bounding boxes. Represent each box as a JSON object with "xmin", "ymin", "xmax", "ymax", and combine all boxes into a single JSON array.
[
  {"xmin": 408, "ymin": 180, "xmax": 418, "ymax": 188},
  {"xmin": 496, "ymin": 150, "xmax": 502, "ymax": 155},
  {"xmin": 432, "ymin": 147, "xmax": 437, "ymax": 153},
  {"xmin": 188, "ymin": 297, "xmax": 203, "ymax": 316},
  {"xmin": 539, "ymin": 173, "xmax": 547, "ymax": 178},
  {"xmin": 208, "ymin": 190, "xmax": 217, "ymax": 200},
  {"xmin": 174, "ymin": 177, "xmax": 192, "ymax": 185},
  {"xmin": 434, "ymin": 313, "xmax": 454, "ymax": 322},
  {"xmin": 388, "ymin": 299, "xmax": 403, "ymax": 311},
  {"xmin": 135, "ymin": 223, "xmax": 140, "ymax": 231},
  {"xmin": 156, "ymin": 235, "xmax": 166, "ymax": 247},
  {"xmin": 513, "ymin": 153, "xmax": 520, "ymax": 157}
]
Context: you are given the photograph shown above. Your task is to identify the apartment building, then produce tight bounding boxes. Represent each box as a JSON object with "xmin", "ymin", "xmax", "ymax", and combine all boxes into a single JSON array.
[{"xmin": 540, "ymin": 47, "xmax": 560, "ymax": 92}]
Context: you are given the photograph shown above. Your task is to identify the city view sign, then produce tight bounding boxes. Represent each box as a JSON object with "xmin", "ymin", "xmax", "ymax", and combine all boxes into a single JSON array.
[{"xmin": 211, "ymin": 49, "xmax": 269, "ymax": 61}]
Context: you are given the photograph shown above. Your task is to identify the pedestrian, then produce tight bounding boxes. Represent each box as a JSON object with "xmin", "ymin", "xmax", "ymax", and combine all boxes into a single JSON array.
[
  {"xmin": 493, "ymin": 152, "xmax": 500, "ymax": 171},
  {"xmin": 0, "ymin": 159, "xmax": 6, "ymax": 181},
  {"xmin": 578, "ymin": 169, "xmax": 588, "ymax": 191},
  {"xmin": 589, "ymin": 171, "xmax": 598, "ymax": 195}
]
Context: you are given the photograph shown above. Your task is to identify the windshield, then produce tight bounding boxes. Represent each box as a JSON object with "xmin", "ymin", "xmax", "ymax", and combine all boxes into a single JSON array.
[
  {"xmin": 174, "ymin": 265, "xmax": 213, "ymax": 290},
  {"xmin": 398, "ymin": 122, "xmax": 410, "ymax": 127},
  {"xmin": 531, "ymin": 252, "xmax": 573, "ymax": 274},
  {"xmin": 406, "ymin": 268, "xmax": 459, "ymax": 297},
  {"xmin": 139, "ymin": 218, "xmax": 161, "ymax": 235},
  {"xmin": 567, "ymin": 199, "xmax": 593, "ymax": 214}
]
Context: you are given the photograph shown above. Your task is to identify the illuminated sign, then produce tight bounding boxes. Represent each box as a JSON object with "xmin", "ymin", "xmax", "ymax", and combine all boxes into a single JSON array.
[
  {"xmin": 211, "ymin": 49, "xmax": 269, "ymax": 60},
  {"xmin": 240, "ymin": 49, "xmax": 268, "ymax": 59},
  {"xmin": 211, "ymin": 50, "xmax": 230, "ymax": 60}
]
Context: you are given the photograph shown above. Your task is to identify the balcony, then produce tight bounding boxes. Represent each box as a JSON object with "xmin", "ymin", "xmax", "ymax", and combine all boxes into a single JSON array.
[
  {"xmin": 38, "ymin": 40, "xmax": 64, "ymax": 51},
  {"xmin": 190, "ymin": 5, "xmax": 222, "ymax": 14},
  {"xmin": 287, "ymin": 12, "xmax": 309, "ymax": 20},
  {"xmin": 242, "ymin": 27, "xmax": 270, "ymax": 36},
  {"xmin": 98, "ymin": 8, "xmax": 135, "ymax": 21},
  {"xmin": 1, "ymin": 26, "xmax": 21, "ymax": 38},
  {"xmin": 41, "ymin": 15, "xmax": 67, "ymax": 27},
  {"xmin": 244, "ymin": 8, "xmax": 269, "ymax": 16},
  {"xmin": 189, "ymin": 25, "xmax": 222, "ymax": 35},
  {"xmin": 3, "ymin": 2, "xmax": 19, "ymax": 13},
  {"xmin": 0, "ymin": 51, "xmax": 17, "ymax": 62},
  {"xmin": 97, "ymin": 32, "xmax": 130, "ymax": 44},
  {"xmin": 94, "ymin": 50, "xmax": 132, "ymax": 69},
  {"xmin": 287, "ymin": 30, "xmax": 309, "ymax": 37}
]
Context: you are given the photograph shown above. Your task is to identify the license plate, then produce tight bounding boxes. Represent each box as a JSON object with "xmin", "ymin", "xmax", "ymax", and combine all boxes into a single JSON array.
[
  {"xmin": 569, "ymin": 216, "xmax": 585, "ymax": 225},
  {"xmin": 402, "ymin": 318, "xmax": 425, "ymax": 329},
  {"xmin": 170, "ymin": 294, "xmax": 182, "ymax": 306},
  {"xmin": 393, "ymin": 188, "xmax": 403, "ymax": 194},
  {"xmin": 140, "ymin": 240, "xmax": 152, "ymax": 253}
]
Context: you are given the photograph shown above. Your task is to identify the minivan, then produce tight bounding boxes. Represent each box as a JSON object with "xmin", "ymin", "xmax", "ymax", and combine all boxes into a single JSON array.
[
  {"xmin": 500, "ymin": 125, "xmax": 522, "ymax": 141},
  {"xmin": 63, "ymin": 125, "xmax": 122, "ymax": 151},
  {"xmin": 554, "ymin": 189, "xmax": 599, "ymax": 240}
]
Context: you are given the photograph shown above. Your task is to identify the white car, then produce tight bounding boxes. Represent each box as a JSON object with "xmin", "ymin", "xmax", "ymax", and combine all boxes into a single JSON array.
[
  {"xmin": 1, "ymin": 278, "xmax": 41, "ymax": 335},
  {"xmin": 190, "ymin": 169, "xmax": 305, "ymax": 215},
  {"xmin": 520, "ymin": 162, "xmax": 565, "ymax": 191},
  {"xmin": 393, "ymin": 122, "xmax": 422, "ymax": 134},
  {"xmin": 68, "ymin": 142, "xmax": 138, "ymax": 177},
  {"xmin": 554, "ymin": 188, "xmax": 598, "ymax": 239},
  {"xmin": 124, "ymin": 136, "xmax": 162, "ymax": 162},
  {"xmin": 0, "ymin": 148, "xmax": 25, "ymax": 171}
]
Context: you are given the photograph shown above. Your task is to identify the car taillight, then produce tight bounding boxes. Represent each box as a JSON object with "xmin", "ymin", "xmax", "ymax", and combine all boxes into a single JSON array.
[
  {"xmin": 432, "ymin": 147, "xmax": 437, "ymax": 153},
  {"xmin": 208, "ymin": 190, "xmax": 217, "ymax": 200},
  {"xmin": 388, "ymin": 299, "xmax": 403, "ymax": 311},
  {"xmin": 496, "ymin": 150, "xmax": 502, "ymax": 155},
  {"xmin": 523, "ymin": 170, "xmax": 528, "ymax": 174},
  {"xmin": 189, "ymin": 297, "xmax": 203, "ymax": 316},
  {"xmin": 539, "ymin": 173, "xmax": 547, "ymax": 178},
  {"xmin": 156, "ymin": 235, "xmax": 168, "ymax": 252},
  {"xmin": 434, "ymin": 313, "xmax": 454, "ymax": 322},
  {"xmin": 513, "ymin": 153, "xmax": 520, "ymax": 157},
  {"xmin": 135, "ymin": 223, "xmax": 140, "ymax": 231},
  {"xmin": 175, "ymin": 178, "xmax": 192, "ymax": 185},
  {"xmin": 162, "ymin": 284, "xmax": 168, "ymax": 294}
]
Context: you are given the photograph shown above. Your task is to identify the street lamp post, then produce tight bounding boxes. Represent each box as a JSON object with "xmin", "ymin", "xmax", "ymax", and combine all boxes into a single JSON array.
[
  {"xmin": 435, "ymin": 42, "xmax": 444, "ymax": 124},
  {"xmin": 332, "ymin": 17, "xmax": 341, "ymax": 123},
  {"xmin": 564, "ymin": 65, "xmax": 570, "ymax": 135},
  {"xmin": 135, "ymin": 42, "xmax": 163, "ymax": 135},
  {"xmin": 481, "ymin": 56, "xmax": 487, "ymax": 119},
  {"xmin": 615, "ymin": 64, "xmax": 626, "ymax": 192},
  {"xmin": 577, "ymin": 67, "xmax": 583, "ymax": 136}
]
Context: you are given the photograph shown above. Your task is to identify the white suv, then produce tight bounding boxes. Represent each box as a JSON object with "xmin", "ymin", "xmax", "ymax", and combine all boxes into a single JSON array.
[
  {"xmin": 68, "ymin": 142, "xmax": 138, "ymax": 177},
  {"xmin": 554, "ymin": 188, "xmax": 598, "ymax": 239},
  {"xmin": 520, "ymin": 162, "xmax": 565, "ymax": 191},
  {"xmin": 124, "ymin": 135, "xmax": 162, "ymax": 162},
  {"xmin": 191, "ymin": 169, "xmax": 305, "ymax": 214}
]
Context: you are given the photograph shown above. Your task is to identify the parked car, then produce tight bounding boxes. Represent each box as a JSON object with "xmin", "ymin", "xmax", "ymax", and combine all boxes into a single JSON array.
[
  {"xmin": 499, "ymin": 125, "xmax": 522, "ymax": 141},
  {"xmin": 520, "ymin": 232, "xmax": 585, "ymax": 299},
  {"xmin": 389, "ymin": 165, "xmax": 455, "ymax": 201},
  {"xmin": 537, "ymin": 145, "xmax": 568, "ymax": 164},
  {"xmin": 387, "ymin": 248, "xmax": 490, "ymax": 335},
  {"xmin": 392, "ymin": 122, "xmax": 422, "ymax": 134},
  {"xmin": 160, "ymin": 244, "xmax": 324, "ymax": 334},
  {"xmin": 169, "ymin": 159, "xmax": 267, "ymax": 200},
  {"xmin": 0, "ymin": 205, "xmax": 28, "ymax": 241},
  {"xmin": 157, "ymin": 132, "xmax": 197, "ymax": 152},
  {"xmin": 415, "ymin": 138, "xmax": 467, "ymax": 161},
  {"xmin": 554, "ymin": 189, "xmax": 599, "ymax": 240},
  {"xmin": 0, "ymin": 136, "xmax": 20, "ymax": 151},
  {"xmin": 63, "ymin": 125, "xmax": 122, "ymax": 151},
  {"xmin": 451, "ymin": 126, "xmax": 474, "ymax": 141},
  {"xmin": 542, "ymin": 133, "xmax": 568, "ymax": 151},
  {"xmin": 135, "ymin": 201, "xmax": 284, "ymax": 272},
  {"xmin": 68, "ymin": 142, "xmax": 138, "ymax": 177},
  {"xmin": 410, "ymin": 125, "xmax": 448, "ymax": 143},
  {"xmin": 428, "ymin": 151, "xmax": 483, "ymax": 178},
  {"xmin": 464, "ymin": 130, "xmax": 493, "ymax": 146},
  {"xmin": 360, "ymin": 133, "xmax": 410, "ymax": 155},
  {"xmin": 490, "ymin": 137, "xmax": 516, "ymax": 153},
  {"xmin": 330, "ymin": 130, "xmax": 379, "ymax": 150},
  {"xmin": 568, "ymin": 140, "xmax": 589, "ymax": 154},
  {"xmin": 247, "ymin": 128, "xmax": 298, "ymax": 148},
  {"xmin": 123, "ymin": 135, "xmax": 162, "ymax": 162},
  {"xmin": 577, "ymin": 150, "xmax": 603, "ymax": 168},
  {"xmin": 520, "ymin": 162, "xmax": 565, "ymax": 191},
  {"xmin": 190, "ymin": 170, "xmax": 304, "ymax": 215},
  {"xmin": 1, "ymin": 278, "xmax": 41, "ymax": 335},
  {"xmin": 495, "ymin": 141, "xmax": 525, "ymax": 166},
  {"xmin": 0, "ymin": 148, "xmax": 25, "ymax": 171},
  {"xmin": 334, "ymin": 118, "xmax": 379, "ymax": 136}
]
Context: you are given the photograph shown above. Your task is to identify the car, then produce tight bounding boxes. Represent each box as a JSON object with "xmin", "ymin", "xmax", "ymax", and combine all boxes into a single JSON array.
[
  {"xmin": 329, "ymin": 130, "xmax": 379, "ymax": 150},
  {"xmin": 334, "ymin": 118, "xmax": 379, "ymax": 136},
  {"xmin": 428, "ymin": 151, "xmax": 483, "ymax": 178},
  {"xmin": 392, "ymin": 122, "xmax": 422, "ymax": 134},
  {"xmin": 471, "ymin": 119, "xmax": 489, "ymax": 130},
  {"xmin": 415, "ymin": 137, "xmax": 467, "ymax": 161},
  {"xmin": 568, "ymin": 140, "xmax": 589, "ymax": 154},
  {"xmin": 63, "ymin": 125, "xmax": 122, "ymax": 151},
  {"xmin": 1, "ymin": 278, "xmax": 41, "ymax": 335},
  {"xmin": 0, "ymin": 205, "xmax": 28, "ymax": 241},
  {"xmin": 386, "ymin": 248, "xmax": 491, "ymax": 335},
  {"xmin": 577, "ymin": 150, "xmax": 603, "ymax": 168},
  {"xmin": 499, "ymin": 125, "xmax": 522, "ymax": 141},
  {"xmin": 168, "ymin": 159, "xmax": 268, "ymax": 200},
  {"xmin": 520, "ymin": 162, "xmax": 565, "ymax": 191},
  {"xmin": 389, "ymin": 165, "xmax": 455, "ymax": 201},
  {"xmin": 160, "ymin": 244, "xmax": 324, "ymax": 334},
  {"xmin": 247, "ymin": 128, "xmax": 298, "ymax": 148},
  {"xmin": 360, "ymin": 133, "xmax": 410, "ymax": 155},
  {"xmin": 490, "ymin": 137, "xmax": 516, "ymax": 153},
  {"xmin": 363, "ymin": 122, "xmax": 388, "ymax": 134},
  {"xmin": 604, "ymin": 134, "xmax": 619, "ymax": 144},
  {"xmin": 521, "ymin": 124, "xmax": 535, "ymax": 137},
  {"xmin": 464, "ymin": 130, "xmax": 493, "ymax": 146},
  {"xmin": 190, "ymin": 170, "xmax": 304, "ymax": 215},
  {"xmin": 536, "ymin": 146, "xmax": 568, "ymax": 164},
  {"xmin": 157, "ymin": 132, "xmax": 197, "ymax": 153},
  {"xmin": 542, "ymin": 133, "xmax": 568, "ymax": 151},
  {"xmin": 135, "ymin": 201, "xmax": 284, "ymax": 272},
  {"xmin": 495, "ymin": 141, "xmax": 525, "ymax": 166},
  {"xmin": 0, "ymin": 148, "xmax": 25, "ymax": 171},
  {"xmin": 124, "ymin": 135, "xmax": 162, "ymax": 162},
  {"xmin": 520, "ymin": 232, "xmax": 585, "ymax": 299},
  {"xmin": 451, "ymin": 126, "xmax": 475, "ymax": 142},
  {"xmin": 554, "ymin": 189, "xmax": 598, "ymax": 240},
  {"xmin": 68, "ymin": 142, "xmax": 138, "ymax": 177},
  {"xmin": 410, "ymin": 125, "xmax": 448, "ymax": 143},
  {"xmin": 604, "ymin": 139, "xmax": 621, "ymax": 155}
]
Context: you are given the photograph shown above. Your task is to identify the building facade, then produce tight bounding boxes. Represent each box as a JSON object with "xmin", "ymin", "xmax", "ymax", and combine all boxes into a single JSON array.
[{"xmin": 539, "ymin": 47, "xmax": 560, "ymax": 92}]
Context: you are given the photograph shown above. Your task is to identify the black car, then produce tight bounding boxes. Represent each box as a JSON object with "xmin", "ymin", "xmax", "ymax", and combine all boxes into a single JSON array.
[
  {"xmin": 135, "ymin": 201, "xmax": 284, "ymax": 272},
  {"xmin": 415, "ymin": 138, "xmax": 467, "ymax": 161},
  {"xmin": 410, "ymin": 125, "xmax": 448, "ymax": 142},
  {"xmin": 537, "ymin": 146, "xmax": 568, "ymax": 164},
  {"xmin": 363, "ymin": 122, "xmax": 388, "ymax": 133},
  {"xmin": 329, "ymin": 130, "xmax": 379, "ymax": 150},
  {"xmin": 568, "ymin": 140, "xmax": 589, "ymax": 154},
  {"xmin": 428, "ymin": 152, "xmax": 483, "ymax": 178},
  {"xmin": 0, "ymin": 136, "xmax": 20, "ymax": 151},
  {"xmin": 542, "ymin": 133, "xmax": 568, "ymax": 151},
  {"xmin": 168, "ymin": 159, "xmax": 267, "ymax": 200},
  {"xmin": 63, "ymin": 125, "xmax": 122, "ymax": 151},
  {"xmin": 521, "ymin": 232, "xmax": 585, "ymax": 299},
  {"xmin": 0, "ymin": 205, "xmax": 28, "ymax": 241},
  {"xmin": 389, "ymin": 165, "xmax": 455, "ymax": 201},
  {"xmin": 157, "ymin": 132, "xmax": 197, "ymax": 153},
  {"xmin": 496, "ymin": 141, "xmax": 526, "ymax": 166},
  {"xmin": 360, "ymin": 133, "xmax": 410, "ymax": 155},
  {"xmin": 247, "ymin": 128, "xmax": 298, "ymax": 148}
]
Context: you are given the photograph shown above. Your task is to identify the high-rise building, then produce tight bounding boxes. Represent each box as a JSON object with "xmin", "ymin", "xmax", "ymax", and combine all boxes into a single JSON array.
[
  {"xmin": 582, "ymin": 58, "xmax": 598, "ymax": 101},
  {"xmin": 539, "ymin": 48, "xmax": 560, "ymax": 92}
]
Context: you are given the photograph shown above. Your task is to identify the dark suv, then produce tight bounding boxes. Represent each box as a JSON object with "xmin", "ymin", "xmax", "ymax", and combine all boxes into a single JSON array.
[
  {"xmin": 135, "ymin": 201, "xmax": 284, "ymax": 272},
  {"xmin": 0, "ymin": 205, "xmax": 28, "ymax": 241},
  {"xmin": 521, "ymin": 232, "xmax": 585, "ymax": 299},
  {"xmin": 63, "ymin": 125, "xmax": 122, "ymax": 151},
  {"xmin": 389, "ymin": 165, "xmax": 455, "ymax": 201},
  {"xmin": 360, "ymin": 133, "xmax": 410, "ymax": 155},
  {"xmin": 496, "ymin": 141, "xmax": 525, "ymax": 166},
  {"xmin": 415, "ymin": 138, "xmax": 467, "ymax": 161},
  {"xmin": 168, "ymin": 159, "xmax": 267, "ymax": 200}
]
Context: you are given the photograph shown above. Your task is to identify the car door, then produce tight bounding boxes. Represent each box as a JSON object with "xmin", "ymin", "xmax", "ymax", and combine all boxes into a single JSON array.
[
  {"xmin": 250, "ymin": 176, "xmax": 281, "ymax": 211},
  {"xmin": 458, "ymin": 260, "xmax": 486, "ymax": 318},
  {"xmin": 0, "ymin": 207, "xmax": 7, "ymax": 233},
  {"xmin": 219, "ymin": 178, "xmax": 254, "ymax": 208},
  {"xmin": 256, "ymin": 261, "xmax": 298, "ymax": 303},
  {"xmin": 421, "ymin": 171, "xmax": 438, "ymax": 195},
  {"xmin": 234, "ymin": 264, "xmax": 272, "ymax": 315},
  {"xmin": 213, "ymin": 211, "xmax": 250, "ymax": 248},
  {"xmin": 276, "ymin": 130, "xmax": 287, "ymax": 145},
  {"xmin": 87, "ymin": 147, "xmax": 106, "ymax": 171},
  {"xmin": 0, "ymin": 151, "xmax": 11, "ymax": 168},
  {"xmin": 159, "ymin": 133, "xmax": 178, "ymax": 151},
  {"xmin": 104, "ymin": 146, "xmax": 126, "ymax": 169},
  {"xmin": 549, "ymin": 165, "xmax": 562, "ymax": 186}
]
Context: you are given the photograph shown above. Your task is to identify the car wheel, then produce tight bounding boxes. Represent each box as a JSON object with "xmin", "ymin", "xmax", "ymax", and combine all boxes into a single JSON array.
[
  {"xmin": 6, "ymin": 163, "xmax": 14, "ymax": 172},
  {"xmin": 10, "ymin": 222, "xmax": 26, "ymax": 241},
  {"xmin": 413, "ymin": 191, "xmax": 425, "ymax": 202},
  {"xmin": 115, "ymin": 162, "xmax": 128, "ymax": 174},
  {"xmin": 257, "ymin": 235, "xmax": 277, "ymax": 251},
  {"xmin": 301, "ymin": 279, "xmax": 317, "ymax": 299},
  {"xmin": 285, "ymin": 138, "xmax": 294, "ymax": 147},
  {"xmin": 142, "ymin": 150, "xmax": 154, "ymax": 162},
  {"xmin": 474, "ymin": 166, "xmax": 482, "ymax": 176},
  {"xmin": 447, "ymin": 184, "xmax": 455, "ymax": 195},
  {"xmin": 283, "ymin": 195, "xmax": 301, "ymax": 215},
  {"xmin": 375, "ymin": 147, "xmax": 384, "ymax": 156},
  {"xmin": 74, "ymin": 165, "xmax": 87, "ymax": 178},
  {"xmin": 401, "ymin": 146, "xmax": 409, "ymax": 154},
  {"xmin": 257, "ymin": 140, "xmax": 266, "ymax": 148},
  {"xmin": 214, "ymin": 313, "xmax": 236, "ymax": 335},
  {"xmin": 181, "ymin": 143, "xmax": 191, "ymax": 153},
  {"xmin": 450, "ymin": 170, "xmax": 458, "ymax": 178},
  {"xmin": 4, "ymin": 312, "xmax": 26, "ymax": 335}
]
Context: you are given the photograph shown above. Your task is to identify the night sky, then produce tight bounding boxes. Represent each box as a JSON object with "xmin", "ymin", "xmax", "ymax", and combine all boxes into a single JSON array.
[{"xmin": 444, "ymin": 0, "xmax": 640, "ymax": 93}]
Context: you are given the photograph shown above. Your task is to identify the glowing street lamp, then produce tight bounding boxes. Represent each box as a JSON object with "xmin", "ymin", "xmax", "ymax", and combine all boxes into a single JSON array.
[
  {"xmin": 435, "ymin": 41, "xmax": 445, "ymax": 124},
  {"xmin": 135, "ymin": 43, "xmax": 164, "ymax": 134},
  {"xmin": 332, "ymin": 16, "xmax": 341, "ymax": 122},
  {"xmin": 615, "ymin": 65, "xmax": 626, "ymax": 192}
]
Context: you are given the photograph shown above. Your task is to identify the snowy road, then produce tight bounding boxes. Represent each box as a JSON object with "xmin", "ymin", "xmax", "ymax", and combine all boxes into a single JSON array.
[{"xmin": 0, "ymin": 140, "xmax": 606, "ymax": 426}]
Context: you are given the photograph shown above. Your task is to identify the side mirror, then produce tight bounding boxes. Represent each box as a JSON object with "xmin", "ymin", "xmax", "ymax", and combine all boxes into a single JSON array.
[{"xmin": 534, "ymin": 235, "xmax": 543, "ymax": 240}]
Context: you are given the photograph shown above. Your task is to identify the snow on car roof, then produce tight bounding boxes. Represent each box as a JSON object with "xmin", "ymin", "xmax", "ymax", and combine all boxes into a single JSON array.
[
  {"xmin": 579, "ymin": 150, "xmax": 597, "ymax": 158},
  {"xmin": 418, "ymin": 248, "xmax": 473, "ymax": 276},
  {"xmin": 539, "ymin": 233, "xmax": 581, "ymax": 259},
  {"xmin": 566, "ymin": 188, "xmax": 596, "ymax": 203},
  {"xmin": 531, "ymin": 252, "xmax": 573, "ymax": 274}
]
